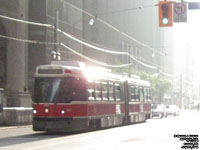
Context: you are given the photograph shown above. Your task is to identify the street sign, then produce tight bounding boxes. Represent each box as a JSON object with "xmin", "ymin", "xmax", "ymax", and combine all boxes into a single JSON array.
[
  {"xmin": 173, "ymin": 2, "xmax": 187, "ymax": 23},
  {"xmin": 188, "ymin": 2, "xmax": 200, "ymax": 10}
]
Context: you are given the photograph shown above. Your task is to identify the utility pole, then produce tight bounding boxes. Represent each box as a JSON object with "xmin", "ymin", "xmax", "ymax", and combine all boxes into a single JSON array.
[
  {"xmin": 52, "ymin": 10, "xmax": 61, "ymax": 61},
  {"xmin": 180, "ymin": 74, "xmax": 183, "ymax": 109},
  {"xmin": 128, "ymin": 44, "xmax": 131, "ymax": 77}
]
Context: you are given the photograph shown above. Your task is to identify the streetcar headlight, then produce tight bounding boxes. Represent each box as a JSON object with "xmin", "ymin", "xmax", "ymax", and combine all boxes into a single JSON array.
[
  {"xmin": 45, "ymin": 108, "xmax": 49, "ymax": 113},
  {"xmin": 61, "ymin": 110, "xmax": 65, "ymax": 114},
  {"xmin": 33, "ymin": 109, "xmax": 37, "ymax": 114}
]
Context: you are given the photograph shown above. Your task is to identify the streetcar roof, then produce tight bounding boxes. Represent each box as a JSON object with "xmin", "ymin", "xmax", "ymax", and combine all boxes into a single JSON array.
[{"xmin": 35, "ymin": 64, "xmax": 150, "ymax": 86}]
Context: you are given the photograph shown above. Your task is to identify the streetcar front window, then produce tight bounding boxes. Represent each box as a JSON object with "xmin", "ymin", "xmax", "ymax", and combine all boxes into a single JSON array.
[{"xmin": 33, "ymin": 77, "xmax": 86, "ymax": 103}]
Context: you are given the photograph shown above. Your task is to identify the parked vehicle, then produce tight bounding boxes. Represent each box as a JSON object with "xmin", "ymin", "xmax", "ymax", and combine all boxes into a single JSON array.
[
  {"xmin": 166, "ymin": 105, "xmax": 179, "ymax": 116},
  {"xmin": 152, "ymin": 104, "xmax": 167, "ymax": 118}
]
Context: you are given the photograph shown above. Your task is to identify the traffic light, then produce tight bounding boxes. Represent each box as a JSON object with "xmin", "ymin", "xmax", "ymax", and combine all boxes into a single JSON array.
[{"xmin": 159, "ymin": 1, "xmax": 173, "ymax": 27}]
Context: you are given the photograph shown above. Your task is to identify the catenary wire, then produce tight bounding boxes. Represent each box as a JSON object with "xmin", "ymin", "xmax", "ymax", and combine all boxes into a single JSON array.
[
  {"xmin": 0, "ymin": 14, "xmax": 54, "ymax": 28},
  {"xmin": 0, "ymin": 34, "xmax": 57, "ymax": 45},
  {"xmin": 59, "ymin": 29, "xmax": 157, "ymax": 69},
  {"xmin": 0, "ymin": 13, "xmax": 177, "ymax": 77},
  {"xmin": 62, "ymin": 1, "xmax": 166, "ymax": 56},
  {"xmin": 61, "ymin": 43, "xmax": 132, "ymax": 68},
  {"xmin": 0, "ymin": 13, "xmax": 159, "ymax": 70}
]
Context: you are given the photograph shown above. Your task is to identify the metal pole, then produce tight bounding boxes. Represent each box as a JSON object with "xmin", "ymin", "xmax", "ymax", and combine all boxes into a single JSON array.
[
  {"xmin": 54, "ymin": 11, "xmax": 60, "ymax": 60},
  {"xmin": 180, "ymin": 74, "xmax": 183, "ymax": 109},
  {"xmin": 180, "ymin": 74, "xmax": 182, "ymax": 95},
  {"xmin": 128, "ymin": 46, "xmax": 131, "ymax": 77}
]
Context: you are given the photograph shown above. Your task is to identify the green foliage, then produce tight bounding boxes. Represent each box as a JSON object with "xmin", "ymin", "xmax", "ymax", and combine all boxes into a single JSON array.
[
  {"xmin": 111, "ymin": 59, "xmax": 172, "ymax": 101},
  {"xmin": 136, "ymin": 71, "xmax": 172, "ymax": 101}
]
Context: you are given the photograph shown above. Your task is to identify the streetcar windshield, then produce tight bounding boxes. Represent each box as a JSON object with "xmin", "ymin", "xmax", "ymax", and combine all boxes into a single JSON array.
[{"xmin": 33, "ymin": 76, "xmax": 86, "ymax": 103}]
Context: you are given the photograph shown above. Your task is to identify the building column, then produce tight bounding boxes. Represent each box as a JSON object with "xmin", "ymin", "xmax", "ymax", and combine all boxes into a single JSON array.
[{"xmin": 6, "ymin": 0, "xmax": 31, "ymax": 107}]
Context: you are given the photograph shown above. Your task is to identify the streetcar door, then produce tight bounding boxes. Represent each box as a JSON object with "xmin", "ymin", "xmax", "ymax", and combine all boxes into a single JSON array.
[{"xmin": 123, "ymin": 80, "xmax": 130, "ymax": 124}]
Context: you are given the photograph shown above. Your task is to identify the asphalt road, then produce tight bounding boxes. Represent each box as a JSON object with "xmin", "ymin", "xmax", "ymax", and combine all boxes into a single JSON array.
[{"xmin": 0, "ymin": 110, "xmax": 199, "ymax": 150}]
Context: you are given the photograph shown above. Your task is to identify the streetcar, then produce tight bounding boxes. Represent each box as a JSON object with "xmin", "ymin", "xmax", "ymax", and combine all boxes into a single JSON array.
[{"xmin": 32, "ymin": 62, "xmax": 152, "ymax": 132}]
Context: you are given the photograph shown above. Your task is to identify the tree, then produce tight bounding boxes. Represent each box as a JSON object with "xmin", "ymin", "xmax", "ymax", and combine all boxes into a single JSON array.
[
  {"xmin": 137, "ymin": 72, "xmax": 172, "ymax": 103},
  {"xmin": 112, "ymin": 62, "xmax": 172, "ymax": 103}
]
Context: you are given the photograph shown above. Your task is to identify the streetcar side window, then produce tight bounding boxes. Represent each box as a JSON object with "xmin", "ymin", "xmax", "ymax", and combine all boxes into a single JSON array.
[
  {"xmin": 95, "ymin": 81, "xmax": 102, "ymax": 101},
  {"xmin": 115, "ymin": 83, "xmax": 121, "ymax": 101},
  {"xmin": 87, "ymin": 81, "xmax": 95, "ymax": 101},
  {"xmin": 139, "ymin": 87, "xmax": 144, "ymax": 101},
  {"xmin": 102, "ymin": 82, "xmax": 108, "ymax": 101},
  {"xmin": 134, "ymin": 87, "xmax": 139, "ymax": 101},
  {"xmin": 109, "ymin": 82, "xmax": 114, "ymax": 101},
  {"xmin": 130, "ymin": 86, "xmax": 135, "ymax": 101},
  {"xmin": 70, "ymin": 77, "xmax": 86, "ymax": 101},
  {"xmin": 146, "ymin": 88, "xmax": 150, "ymax": 101},
  {"xmin": 143, "ymin": 87, "xmax": 148, "ymax": 101},
  {"xmin": 149, "ymin": 88, "xmax": 152, "ymax": 101}
]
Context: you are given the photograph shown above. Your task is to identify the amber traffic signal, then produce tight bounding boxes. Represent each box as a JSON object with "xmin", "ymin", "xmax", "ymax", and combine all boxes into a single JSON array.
[{"xmin": 159, "ymin": 1, "xmax": 173, "ymax": 27}]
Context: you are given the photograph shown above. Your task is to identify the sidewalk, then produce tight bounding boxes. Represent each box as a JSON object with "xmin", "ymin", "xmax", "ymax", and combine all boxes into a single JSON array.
[
  {"xmin": 0, "ymin": 124, "xmax": 32, "ymax": 130},
  {"xmin": 0, "ymin": 107, "xmax": 32, "ymax": 126}
]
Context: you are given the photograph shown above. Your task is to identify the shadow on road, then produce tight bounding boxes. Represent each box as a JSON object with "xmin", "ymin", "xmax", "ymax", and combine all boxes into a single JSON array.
[{"xmin": 0, "ymin": 131, "xmax": 80, "ymax": 147}]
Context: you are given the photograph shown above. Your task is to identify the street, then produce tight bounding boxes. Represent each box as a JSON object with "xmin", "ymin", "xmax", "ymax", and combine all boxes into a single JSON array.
[{"xmin": 0, "ymin": 110, "xmax": 199, "ymax": 150}]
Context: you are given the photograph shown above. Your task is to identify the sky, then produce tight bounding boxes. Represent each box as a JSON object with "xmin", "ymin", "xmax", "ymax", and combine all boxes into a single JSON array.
[{"xmin": 173, "ymin": 8, "xmax": 200, "ymax": 83}]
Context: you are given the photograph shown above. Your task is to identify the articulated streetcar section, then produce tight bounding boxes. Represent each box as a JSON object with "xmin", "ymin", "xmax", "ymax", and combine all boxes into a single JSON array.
[{"xmin": 32, "ymin": 61, "xmax": 152, "ymax": 132}]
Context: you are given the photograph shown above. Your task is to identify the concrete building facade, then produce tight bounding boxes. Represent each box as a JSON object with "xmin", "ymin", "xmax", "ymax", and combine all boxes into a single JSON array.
[
  {"xmin": 0, "ymin": 0, "xmax": 30, "ymax": 107},
  {"xmin": 0, "ymin": 0, "xmax": 173, "ymax": 109}
]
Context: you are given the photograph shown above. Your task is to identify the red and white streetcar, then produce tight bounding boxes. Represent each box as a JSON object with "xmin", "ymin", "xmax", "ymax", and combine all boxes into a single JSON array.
[{"xmin": 32, "ymin": 62, "xmax": 152, "ymax": 132}]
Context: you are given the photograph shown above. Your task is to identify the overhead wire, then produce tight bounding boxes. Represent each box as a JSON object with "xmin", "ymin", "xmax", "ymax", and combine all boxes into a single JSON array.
[
  {"xmin": 96, "ymin": 4, "xmax": 155, "ymax": 15},
  {"xmin": 0, "ymin": 12, "xmax": 155, "ymax": 69},
  {"xmin": 0, "ymin": 34, "xmax": 57, "ymax": 45},
  {"xmin": 158, "ymin": 70, "xmax": 180, "ymax": 78},
  {"xmin": 0, "ymin": 8, "xmax": 48, "ymax": 25},
  {"xmin": 0, "ymin": 12, "xmax": 176, "ymax": 76},
  {"xmin": 0, "ymin": 14, "xmax": 54, "ymax": 28},
  {"xmin": 58, "ymin": 29, "xmax": 127, "ymax": 55},
  {"xmin": 0, "ymin": 12, "xmax": 132, "ymax": 68},
  {"xmin": 59, "ymin": 29, "xmax": 157, "ymax": 69},
  {"xmin": 62, "ymin": 0, "xmax": 166, "ymax": 56},
  {"xmin": 61, "ymin": 43, "xmax": 132, "ymax": 68}
]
